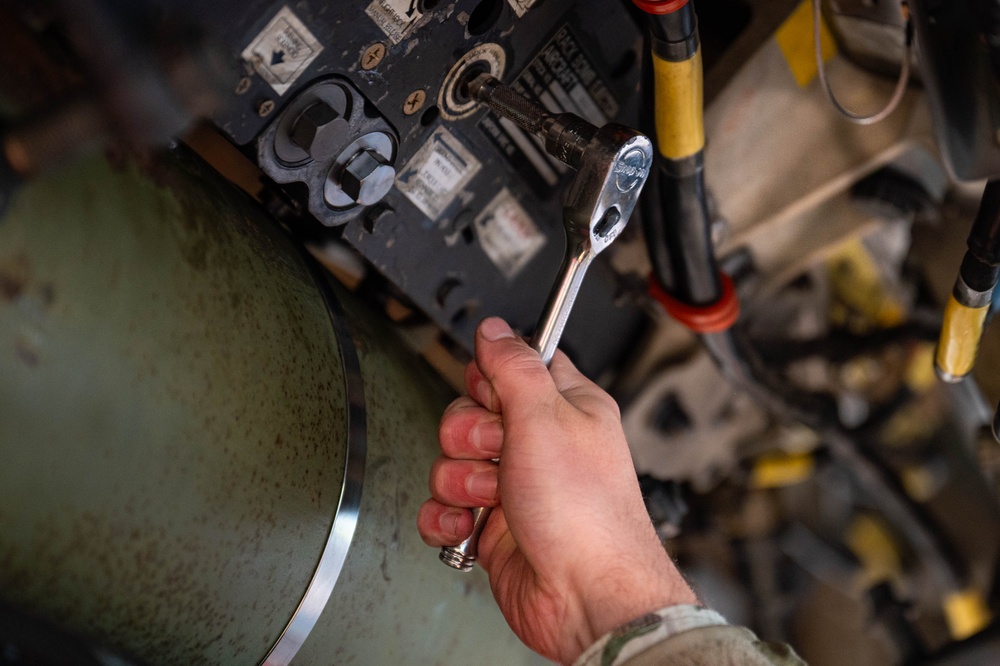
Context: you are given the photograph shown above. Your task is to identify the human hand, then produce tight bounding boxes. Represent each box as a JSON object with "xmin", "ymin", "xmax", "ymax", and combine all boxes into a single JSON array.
[{"xmin": 417, "ymin": 317, "xmax": 697, "ymax": 664}]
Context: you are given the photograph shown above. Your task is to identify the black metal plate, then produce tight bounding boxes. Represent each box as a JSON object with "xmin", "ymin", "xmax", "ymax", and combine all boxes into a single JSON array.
[{"xmin": 208, "ymin": 0, "xmax": 648, "ymax": 377}]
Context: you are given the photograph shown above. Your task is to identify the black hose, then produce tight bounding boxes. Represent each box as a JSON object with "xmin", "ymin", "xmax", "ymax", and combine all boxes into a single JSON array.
[
  {"xmin": 974, "ymin": 0, "xmax": 1000, "ymax": 82},
  {"xmin": 961, "ymin": 179, "xmax": 1000, "ymax": 292},
  {"xmin": 656, "ymin": 158, "xmax": 722, "ymax": 305}
]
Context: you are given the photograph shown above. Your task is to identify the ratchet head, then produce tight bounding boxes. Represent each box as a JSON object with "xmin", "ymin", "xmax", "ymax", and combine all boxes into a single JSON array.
[
  {"xmin": 468, "ymin": 74, "xmax": 653, "ymax": 254},
  {"xmin": 563, "ymin": 125, "xmax": 654, "ymax": 256}
]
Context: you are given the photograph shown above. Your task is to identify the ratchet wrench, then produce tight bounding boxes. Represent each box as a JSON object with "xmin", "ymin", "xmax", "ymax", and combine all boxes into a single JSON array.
[{"xmin": 440, "ymin": 75, "xmax": 653, "ymax": 572}]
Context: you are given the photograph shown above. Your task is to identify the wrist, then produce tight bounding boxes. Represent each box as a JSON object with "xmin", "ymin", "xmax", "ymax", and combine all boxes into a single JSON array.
[{"xmin": 579, "ymin": 564, "xmax": 698, "ymax": 644}]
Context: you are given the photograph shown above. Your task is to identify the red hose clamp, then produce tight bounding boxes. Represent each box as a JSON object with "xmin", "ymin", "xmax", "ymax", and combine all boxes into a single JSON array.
[
  {"xmin": 632, "ymin": 0, "xmax": 689, "ymax": 15},
  {"xmin": 649, "ymin": 273, "xmax": 740, "ymax": 333}
]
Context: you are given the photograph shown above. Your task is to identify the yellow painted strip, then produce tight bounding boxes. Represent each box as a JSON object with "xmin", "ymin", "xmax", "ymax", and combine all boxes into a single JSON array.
[
  {"xmin": 905, "ymin": 342, "xmax": 937, "ymax": 393},
  {"xmin": 775, "ymin": 0, "xmax": 837, "ymax": 88},
  {"xmin": 751, "ymin": 452, "xmax": 815, "ymax": 489},
  {"xmin": 935, "ymin": 294, "xmax": 989, "ymax": 380},
  {"xmin": 944, "ymin": 588, "xmax": 992, "ymax": 640},
  {"xmin": 652, "ymin": 50, "xmax": 705, "ymax": 160},
  {"xmin": 847, "ymin": 514, "xmax": 901, "ymax": 587}
]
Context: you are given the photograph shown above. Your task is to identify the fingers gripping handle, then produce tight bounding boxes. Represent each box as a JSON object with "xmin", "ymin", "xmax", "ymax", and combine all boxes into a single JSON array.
[{"xmin": 438, "ymin": 318, "xmax": 569, "ymax": 571}]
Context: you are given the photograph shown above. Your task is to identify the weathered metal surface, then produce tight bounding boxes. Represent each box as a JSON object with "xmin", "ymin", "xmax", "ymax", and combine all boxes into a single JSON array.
[{"xmin": 0, "ymin": 150, "xmax": 540, "ymax": 664}]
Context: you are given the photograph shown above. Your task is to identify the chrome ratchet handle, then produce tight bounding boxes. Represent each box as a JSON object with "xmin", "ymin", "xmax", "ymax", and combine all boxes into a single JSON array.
[{"xmin": 530, "ymin": 243, "xmax": 596, "ymax": 366}]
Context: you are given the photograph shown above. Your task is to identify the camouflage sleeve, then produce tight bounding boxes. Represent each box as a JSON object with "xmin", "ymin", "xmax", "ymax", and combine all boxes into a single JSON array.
[{"xmin": 572, "ymin": 605, "xmax": 806, "ymax": 666}]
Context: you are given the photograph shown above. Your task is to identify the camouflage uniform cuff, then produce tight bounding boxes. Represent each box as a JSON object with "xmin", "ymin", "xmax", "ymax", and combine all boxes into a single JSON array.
[{"xmin": 573, "ymin": 604, "xmax": 729, "ymax": 666}]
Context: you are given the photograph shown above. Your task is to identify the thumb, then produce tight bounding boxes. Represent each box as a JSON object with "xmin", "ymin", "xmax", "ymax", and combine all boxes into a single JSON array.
[{"xmin": 474, "ymin": 317, "xmax": 559, "ymax": 417}]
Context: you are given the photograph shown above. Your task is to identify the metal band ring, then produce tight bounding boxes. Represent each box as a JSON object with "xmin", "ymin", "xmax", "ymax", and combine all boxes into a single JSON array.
[{"xmin": 260, "ymin": 247, "xmax": 368, "ymax": 666}]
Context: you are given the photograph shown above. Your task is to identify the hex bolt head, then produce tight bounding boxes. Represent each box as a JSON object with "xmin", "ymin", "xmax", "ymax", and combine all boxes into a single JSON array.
[
  {"xmin": 290, "ymin": 102, "xmax": 350, "ymax": 161},
  {"xmin": 340, "ymin": 149, "xmax": 396, "ymax": 206}
]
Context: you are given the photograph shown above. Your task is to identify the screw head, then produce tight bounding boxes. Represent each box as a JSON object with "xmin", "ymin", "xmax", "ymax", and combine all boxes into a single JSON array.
[
  {"xmin": 290, "ymin": 102, "xmax": 350, "ymax": 161},
  {"xmin": 235, "ymin": 77, "xmax": 252, "ymax": 95},
  {"xmin": 403, "ymin": 90, "xmax": 427, "ymax": 115},
  {"xmin": 361, "ymin": 43, "xmax": 387, "ymax": 70},
  {"xmin": 257, "ymin": 99, "xmax": 275, "ymax": 117},
  {"xmin": 341, "ymin": 149, "xmax": 396, "ymax": 206}
]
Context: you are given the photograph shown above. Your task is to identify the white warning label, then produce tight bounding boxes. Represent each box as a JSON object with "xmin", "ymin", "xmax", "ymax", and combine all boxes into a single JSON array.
[
  {"xmin": 242, "ymin": 6, "xmax": 323, "ymax": 95},
  {"xmin": 507, "ymin": 0, "xmax": 541, "ymax": 18},
  {"xmin": 365, "ymin": 0, "xmax": 422, "ymax": 44},
  {"xmin": 475, "ymin": 188, "xmax": 546, "ymax": 279},
  {"xmin": 396, "ymin": 127, "xmax": 482, "ymax": 221}
]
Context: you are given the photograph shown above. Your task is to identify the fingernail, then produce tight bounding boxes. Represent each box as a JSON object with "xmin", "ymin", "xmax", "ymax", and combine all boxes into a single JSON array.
[
  {"xmin": 470, "ymin": 422, "xmax": 499, "ymax": 455},
  {"xmin": 479, "ymin": 317, "xmax": 515, "ymax": 342},
  {"xmin": 441, "ymin": 509, "xmax": 462, "ymax": 536},
  {"xmin": 474, "ymin": 379, "xmax": 493, "ymax": 408},
  {"xmin": 466, "ymin": 471, "xmax": 497, "ymax": 501}
]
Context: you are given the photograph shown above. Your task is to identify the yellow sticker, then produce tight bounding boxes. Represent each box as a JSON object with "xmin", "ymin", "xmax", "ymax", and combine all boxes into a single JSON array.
[{"xmin": 775, "ymin": 0, "xmax": 837, "ymax": 87}]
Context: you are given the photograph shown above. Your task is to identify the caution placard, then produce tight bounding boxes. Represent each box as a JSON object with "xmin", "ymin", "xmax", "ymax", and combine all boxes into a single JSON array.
[
  {"xmin": 396, "ymin": 127, "xmax": 482, "ymax": 221},
  {"xmin": 475, "ymin": 188, "xmax": 545, "ymax": 280},
  {"xmin": 242, "ymin": 6, "xmax": 324, "ymax": 95},
  {"xmin": 366, "ymin": 0, "xmax": 423, "ymax": 44},
  {"xmin": 507, "ymin": 0, "xmax": 540, "ymax": 18}
]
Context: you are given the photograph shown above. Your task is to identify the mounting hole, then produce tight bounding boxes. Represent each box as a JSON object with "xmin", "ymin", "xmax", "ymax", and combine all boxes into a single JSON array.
[
  {"xmin": 468, "ymin": 0, "xmax": 503, "ymax": 36},
  {"xmin": 436, "ymin": 276, "xmax": 463, "ymax": 308},
  {"xmin": 418, "ymin": 0, "xmax": 442, "ymax": 11},
  {"xmin": 420, "ymin": 105, "xmax": 440, "ymax": 126},
  {"xmin": 461, "ymin": 224, "xmax": 475, "ymax": 245}
]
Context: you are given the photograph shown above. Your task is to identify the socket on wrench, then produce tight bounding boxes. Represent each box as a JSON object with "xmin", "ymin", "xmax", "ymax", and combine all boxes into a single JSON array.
[{"xmin": 439, "ymin": 75, "xmax": 653, "ymax": 572}]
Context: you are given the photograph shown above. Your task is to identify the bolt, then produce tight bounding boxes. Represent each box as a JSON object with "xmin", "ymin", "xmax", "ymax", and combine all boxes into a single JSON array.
[
  {"xmin": 403, "ymin": 90, "xmax": 427, "ymax": 115},
  {"xmin": 290, "ymin": 101, "xmax": 350, "ymax": 161},
  {"xmin": 361, "ymin": 43, "xmax": 387, "ymax": 70},
  {"xmin": 341, "ymin": 149, "xmax": 396, "ymax": 206},
  {"xmin": 257, "ymin": 99, "xmax": 275, "ymax": 117},
  {"xmin": 235, "ymin": 77, "xmax": 252, "ymax": 95}
]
